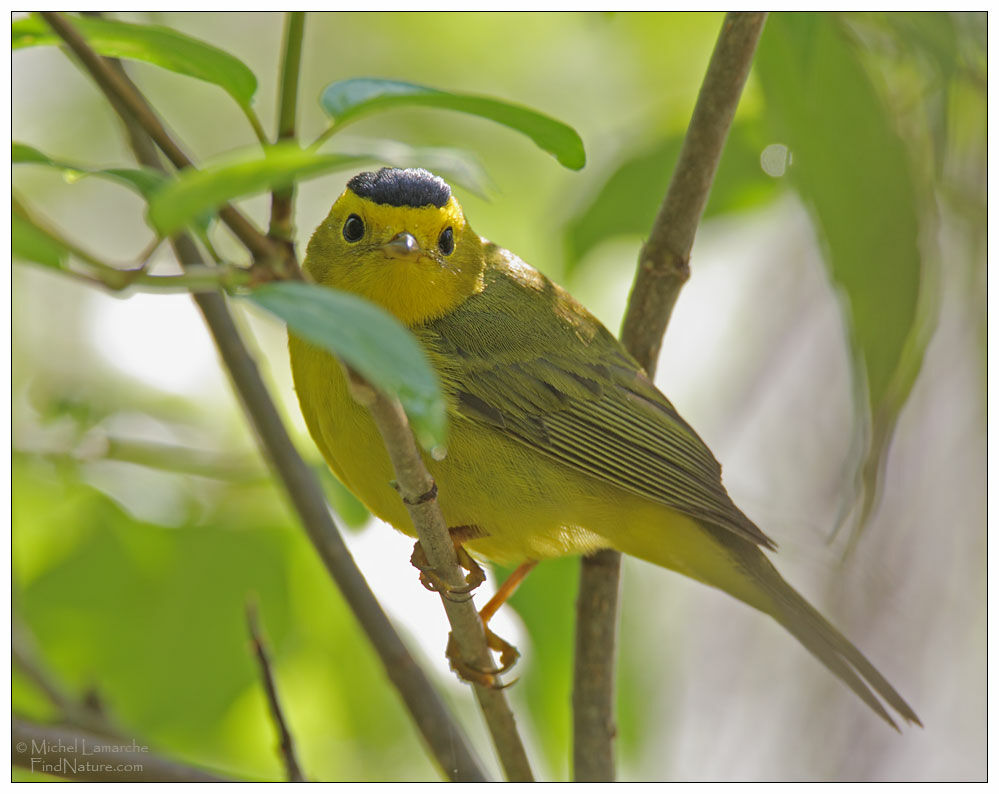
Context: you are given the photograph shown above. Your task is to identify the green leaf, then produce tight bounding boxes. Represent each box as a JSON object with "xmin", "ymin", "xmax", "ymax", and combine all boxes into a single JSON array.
[
  {"xmin": 755, "ymin": 13, "xmax": 927, "ymax": 524},
  {"xmin": 13, "ymin": 141, "xmax": 168, "ymax": 198},
  {"xmin": 12, "ymin": 142, "xmax": 52, "ymax": 165},
  {"xmin": 248, "ymin": 282, "xmax": 447, "ymax": 450},
  {"xmin": 147, "ymin": 144, "xmax": 363, "ymax": 236},
  {"xmin": 13, "ymin": 14, "xmax": 257, "ymax": 110},
  {"xmin": 333, "ymin": 137, "xmax": 494, "ymax": 198},
  {"xmin": 12, "ymin": 198, "xmax": 70, "ymax": 270},
  {"xmin": 319, "ymin": 78, "xmax": 586, "ymax": 170},
  {"xmin": 564, "ymin": 119, "xmax": 777, "ymax": 272}
]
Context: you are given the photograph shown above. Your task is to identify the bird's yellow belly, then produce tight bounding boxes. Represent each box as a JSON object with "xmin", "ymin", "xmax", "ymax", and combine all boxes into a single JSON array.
[
  {"xmin": 290, "ymin": 336, "xmax": 615, "ymax": 564},
  {"xmin": 289, "ymin": 336, "xmax": 752, "ymax": 599}
]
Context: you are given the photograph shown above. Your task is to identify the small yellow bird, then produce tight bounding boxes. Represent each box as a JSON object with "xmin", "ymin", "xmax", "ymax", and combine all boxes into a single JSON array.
[{"xmin": 289, "ymin": 167, "xmax": 919, "ymax": 729}]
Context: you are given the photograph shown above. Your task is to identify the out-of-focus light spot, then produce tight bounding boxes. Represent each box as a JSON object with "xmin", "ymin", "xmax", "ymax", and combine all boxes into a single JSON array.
[
  {"xmin": 89, "ymin": 292, "xmax": 218, "ymax": 395},
  {"xmin": 760, "ymin": 143, "xmax": 791, "ymax": 177}
]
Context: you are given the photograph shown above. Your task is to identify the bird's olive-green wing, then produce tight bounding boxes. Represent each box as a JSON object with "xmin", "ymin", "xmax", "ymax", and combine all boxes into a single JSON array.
[{"xmin": 417, "ymin": 250, "xmax": 774, "ymax": 549}]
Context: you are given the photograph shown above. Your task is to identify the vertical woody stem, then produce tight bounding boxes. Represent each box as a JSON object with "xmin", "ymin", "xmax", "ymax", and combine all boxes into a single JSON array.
[{"xmin": 572, "ymin": 12, "xmax": 769, "ymax": 782}]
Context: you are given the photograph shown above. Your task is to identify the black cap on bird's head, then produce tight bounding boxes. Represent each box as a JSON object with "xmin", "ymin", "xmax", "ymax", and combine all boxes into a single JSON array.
[{"xmin": 347, "ymin": 167, "xmax": 451, "ymax": 209}]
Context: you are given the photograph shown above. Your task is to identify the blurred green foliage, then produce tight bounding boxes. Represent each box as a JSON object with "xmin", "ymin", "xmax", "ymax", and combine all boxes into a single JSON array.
[
  {"xmin": 11, "ymin": 10, "xmax": 985, "ymax": 782},
  {"xmin": 13, "ymin": 14, "xmax": 260, "ymax": 113},
  {"xmin": 564, "ymin": 117, "xmax": 778, "ymax": 270}
]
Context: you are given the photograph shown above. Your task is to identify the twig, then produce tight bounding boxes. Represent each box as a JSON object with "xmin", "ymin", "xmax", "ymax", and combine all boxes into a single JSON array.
[
  {"xmin": 244, "ymin": 106, "xmax": 271, "ymax": 147},
  {"xmin": 12, "ymin": 717, "xmax": 231, "ymax": 782},
  {"xmin": 572, "ymin": 12, "xmax": 769, "ymax": 782},
  {"xmin": 269, "ymin": 11, "xmax": 306, "ymax": 248},
  {"xmin": 246, "ymin": 600, "xmax": 306, "ymax": 782},
  {"xmin": 101, "ymin": 436, "xmax": 266, "ymax": 482},
  {"xmin": 621, "ymin": 12, "xmax": 769, "ymax": 367},
  {"xmin": 349, "ymin": 376, "xmax": 534, "ymax": 782},
  {"xmin": 16, "ymin": 433, "xmax": 267, "ymax": 483},
  {"xmin": 65, "ymin": 33, "xmax": 488, "ymax": 782},
  {"xmin": 17, "ymin": 193, "xmax": 249, "ymax": 292},
  {"xmin": 12, "ymin": 623, "xmax": 117, "ymax": 739},
  {"xmin": 39, "ymin": 11, "xmax": 282, "ymax": 270}
]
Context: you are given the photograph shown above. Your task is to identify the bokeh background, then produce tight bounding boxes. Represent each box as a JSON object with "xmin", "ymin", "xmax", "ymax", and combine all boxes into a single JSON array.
[{"xmin": 12, "ymin": 11, "xmax": 985, "ymax": 781}]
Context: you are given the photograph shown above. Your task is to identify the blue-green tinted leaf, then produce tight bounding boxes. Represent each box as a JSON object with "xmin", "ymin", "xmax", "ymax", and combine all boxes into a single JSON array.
[
  {"xmin": 564, "ymin": 119, "xmax": 776, "ymax": 273},
  {"xmin": 147, "ymin": 145, "xmax": 362, "ymax": 236},
  {"xmin": 248, "ymin": 281, "xmax": 447, "ymax": 450},
  {"xmin": 13, "ymin": 14, "xmax": 257, "ymax": 109},
  {"xmin": 12, "ymin": 199, "xmax": 69, "ymax": 270},
  {"xmin": 14, "ymin": 141, "xmax": 168, "ymax": 198},
  {"xmin": 756, "ymin": 13, "xmax": 927, "ymax": 522},
  {"xmin": 320, "ymin": 78, "xmax": 585, "ymax": 170}
]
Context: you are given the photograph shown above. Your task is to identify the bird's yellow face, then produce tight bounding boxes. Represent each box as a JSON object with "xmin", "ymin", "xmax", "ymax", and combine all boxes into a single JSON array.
[{"xmin": 303, "ymin": 169, "xmax": 487, "ymax": 327}]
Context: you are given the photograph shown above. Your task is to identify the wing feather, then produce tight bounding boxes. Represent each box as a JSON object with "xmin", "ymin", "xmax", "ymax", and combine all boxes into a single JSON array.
[{"xmin": 418, "ymin": 252, "xmax": 775, "ymax": 549}]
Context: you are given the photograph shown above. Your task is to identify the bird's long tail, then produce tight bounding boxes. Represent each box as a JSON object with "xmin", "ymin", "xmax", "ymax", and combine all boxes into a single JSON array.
[{"xmin": 612, "ymin": 515, "xmax": 921, "ymax": 729}]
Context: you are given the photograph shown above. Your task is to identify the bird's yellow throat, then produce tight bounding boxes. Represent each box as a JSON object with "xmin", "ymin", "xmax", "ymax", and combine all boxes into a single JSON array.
[{"xmin": 303, "ymin": 187, "xmax": 485, "ymax": 326}]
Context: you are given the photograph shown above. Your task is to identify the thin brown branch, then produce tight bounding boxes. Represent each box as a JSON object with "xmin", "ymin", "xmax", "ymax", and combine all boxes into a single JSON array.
[
  {"xmin": 13, "ymin": 717, "xmax": 231, "ymax": 782},
  {"xmin": 571, "ymin": 549, "xmax": 621, "ymax": 781},
  {"xmin": 73, "ymin": 38, "xmax": 488, "ymax": 781},
  {"xmin": 39, "ymin": 11, "xmax": 282, "ymax": 270},
  {"xmin": 269, "ymin": 11, "xmax": 306, "ymax": 249},
  {"xmin": 349, "ymin": 376, "xmax": 534, "ymax": 782},
  {"xmin": 80, "ymin": 12, "xmax": 164, "ymax": 170},
  {"xmin": 101, "ymin": 436, "xmax": 266, "ymax": 482},
  {"xmin": 246, "ymin": 600, "xmax": 306, "ymax": 782},
  {"xmin": 16, "ymin": 434, "xmax": 267, "ymax": 483},
  {"xmin": 572, "ymin": 11, "xmax": 769, "ymax": 783},
  {"xmin": 621, "ymin": 11, "xmax": 770, "ymax": 368}
]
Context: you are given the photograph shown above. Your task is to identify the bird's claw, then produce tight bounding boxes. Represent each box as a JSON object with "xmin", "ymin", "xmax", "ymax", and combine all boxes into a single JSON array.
[
  {"xmin": 410, "ymin": 540, "xmax": 486, "ymax": 601},
  {"xmin": 446, "ymin": 628, "xmax": 520, "ymax": 689}
]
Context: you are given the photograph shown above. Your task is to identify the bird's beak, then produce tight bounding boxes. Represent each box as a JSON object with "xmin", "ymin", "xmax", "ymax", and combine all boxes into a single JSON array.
[{"xmin": 381, "ymin": 232, "xmax": 422, "ymax": 261}]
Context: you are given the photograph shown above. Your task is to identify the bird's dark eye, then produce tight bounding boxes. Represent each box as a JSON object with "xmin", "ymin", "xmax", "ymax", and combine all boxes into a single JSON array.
[
  {"xmin": 438, "ymin": 226, "xmax": 454, "ymax": 255},
  {"xmin": 343, "ymin": 214, "xmax": 364, "ymax": 242}
]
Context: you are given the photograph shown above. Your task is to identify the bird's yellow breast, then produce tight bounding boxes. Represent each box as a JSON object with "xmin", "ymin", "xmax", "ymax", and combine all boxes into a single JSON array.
[{"xmin": 289, "ymin": 333, "xmax": 619, "ymax": 564}]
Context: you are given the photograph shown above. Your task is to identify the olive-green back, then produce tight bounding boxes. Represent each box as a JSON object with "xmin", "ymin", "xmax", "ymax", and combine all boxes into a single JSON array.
[{"xmin": 416, "ymin": 244, "xmax": 774, "ymax": 550}]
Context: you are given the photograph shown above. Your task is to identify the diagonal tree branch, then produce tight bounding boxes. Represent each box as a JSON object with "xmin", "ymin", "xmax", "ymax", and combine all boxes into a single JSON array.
[
  {"xmin": 572, "ymin": 11, "xmax": 769, "ymax": 782},
  {"xmin": 13, "ymin": 717, "xmax": 232, "ymax": 782},
  {"xmin": 13, "ymin": 621, "xmax": 229, "ymax": 781},
  {"xmin": 12, "ymin": 620, "xmax": 119, "ymax": 740},
  {"xmin": 43, "ymin": 20, "xmax": 489, "ymax": 782},
  {"xmin": 39, "ymin": 11, "xmax": 284, "ymax": 271},
  {"xmin": 350, "ymin": 376, "xmax": 534, "ymax": 782}
]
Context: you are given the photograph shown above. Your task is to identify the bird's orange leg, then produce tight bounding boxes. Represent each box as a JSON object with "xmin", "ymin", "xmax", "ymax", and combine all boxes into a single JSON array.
[
  {"xmin": 479, "ymin": 559, "xmax": 538, "ymax": 625},
  {"xmin": 410, "ymin": 525, "xmax": 539, "ymax": 687},
  {"xmin": 446, "ymin": 559, "xmax": 538, "ymax": 688}
]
